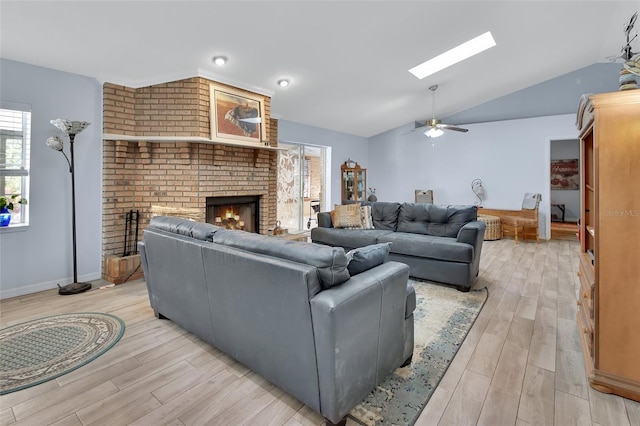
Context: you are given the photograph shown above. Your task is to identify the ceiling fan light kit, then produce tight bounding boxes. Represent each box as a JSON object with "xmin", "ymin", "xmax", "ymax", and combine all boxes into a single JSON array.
[{"xmin": 424, "ymin": 127, "xmax": 444, "ymax": 138}]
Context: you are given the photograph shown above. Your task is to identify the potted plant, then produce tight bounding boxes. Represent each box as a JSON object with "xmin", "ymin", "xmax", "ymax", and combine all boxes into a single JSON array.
[{"xmin": 0, "ymin": 194, "xmax": 27, "ymax": 227}]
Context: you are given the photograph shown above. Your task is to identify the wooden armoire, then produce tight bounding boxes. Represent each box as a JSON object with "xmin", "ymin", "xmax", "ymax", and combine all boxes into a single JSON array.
[{"xmin": 576, "ymin": 89, "xmax": 640, "ymax": 401}]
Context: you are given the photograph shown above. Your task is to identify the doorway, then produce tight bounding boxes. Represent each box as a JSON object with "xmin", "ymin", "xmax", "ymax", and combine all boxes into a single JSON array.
[
  {"xmin": 276, "ymin": 142, "xmax": 327, "ymax": 233},
  {"xmin": 549, "ymin": 138, "xmax": 579, "ymax": 240}
]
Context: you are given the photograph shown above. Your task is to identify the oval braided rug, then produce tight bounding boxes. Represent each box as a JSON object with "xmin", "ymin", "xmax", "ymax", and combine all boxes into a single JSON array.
[{"xmin": 0, "ymin": 312, "xmax": 125, "ymax": 395}]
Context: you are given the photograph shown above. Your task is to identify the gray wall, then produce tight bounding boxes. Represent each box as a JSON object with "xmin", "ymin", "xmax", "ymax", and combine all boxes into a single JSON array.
[{"xmin": 0, "ymin": 59, "xmax": 102, "ymax": 298}]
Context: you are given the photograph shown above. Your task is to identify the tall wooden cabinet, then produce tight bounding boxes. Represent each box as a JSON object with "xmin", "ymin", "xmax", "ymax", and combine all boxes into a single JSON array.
[
  {"xmin": 576, "ymin": 90, "xmax": 640, "ymax": 401},
  {"xmin": 341, "ymin": 161, "xmax": 366, "ymax": 203}
]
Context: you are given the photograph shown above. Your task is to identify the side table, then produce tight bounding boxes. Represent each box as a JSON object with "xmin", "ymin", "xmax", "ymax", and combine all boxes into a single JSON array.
[{"xmin": 478, "ymin": 214, "xmax": 502, "ymax": 240}]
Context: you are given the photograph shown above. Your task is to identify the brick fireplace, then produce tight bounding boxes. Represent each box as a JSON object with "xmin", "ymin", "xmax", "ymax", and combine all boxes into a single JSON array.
[{"xmin": 102, "ymin": 77, "xmax": 278, "ymax": 283}]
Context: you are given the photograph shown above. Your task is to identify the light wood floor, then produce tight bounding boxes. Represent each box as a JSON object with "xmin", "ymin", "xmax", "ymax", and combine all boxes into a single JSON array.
[{"xmin": 1, "ymin": 239, "xmax": 639, "ymax": 425}]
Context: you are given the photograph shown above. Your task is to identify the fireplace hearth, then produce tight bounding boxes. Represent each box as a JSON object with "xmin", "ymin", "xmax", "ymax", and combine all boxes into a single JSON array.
[{"xmin": 206, "ymin": 196, "xmax": 260, "ymax": 233}]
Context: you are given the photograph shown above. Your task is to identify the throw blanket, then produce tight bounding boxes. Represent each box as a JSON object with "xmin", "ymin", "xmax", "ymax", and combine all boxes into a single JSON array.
[{"xmin": 522, "ymin": 193, "xmax": 542, "ymax": 210}]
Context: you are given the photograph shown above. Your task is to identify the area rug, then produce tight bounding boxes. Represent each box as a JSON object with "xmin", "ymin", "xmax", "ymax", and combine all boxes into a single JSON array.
[
  {"xmin": 349, "ymin": 279, "xmax": 488, "ymax": 425},
  {"xmin": 0, "ymin": 312, "xmax": 125, "ymax": 395}
]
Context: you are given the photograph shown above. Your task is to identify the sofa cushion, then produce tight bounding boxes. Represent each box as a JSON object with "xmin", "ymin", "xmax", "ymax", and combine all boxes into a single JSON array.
[
  {"xmin": 377, "ymin": 232, "xmax": 474, "ymax": 263},
  {"xmin": 346, "ymin": 242, "xmax": 392, "ymax": 276},
  {"xmin": 311, "ymin": 228, "xmax": 393, "ymax": 249},
  {"xmin": 212, "ymin": 229, "xmax": 350, "ymax": 289},
  {"xmin": 317, "ymin": 212, "xmax": 333, "ymax": 228},
  {"xmin": 332, "ymin": 204, "xmax": 363, "ymax": 229},
  {"xmin": 370, "ymin": 202, "xmax": 402, "ymax": 231},
  {"xmin": 397, "ymin": 204, "xmax": 477, "ymax": 238},
  {"xmin": 149, "ymin": 216, "xmax": 222, "ymax": 241}
]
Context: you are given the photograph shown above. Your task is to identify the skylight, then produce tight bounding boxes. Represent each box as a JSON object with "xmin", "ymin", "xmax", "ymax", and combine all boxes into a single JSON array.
[{"xmin": 409, "ymin": 31, "xmax": 496, "ymax": 79}]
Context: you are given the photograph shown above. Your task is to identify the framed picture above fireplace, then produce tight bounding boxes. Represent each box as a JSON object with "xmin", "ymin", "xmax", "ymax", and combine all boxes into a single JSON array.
[{"xmin": 210, "ymin": 83, "xmax": 267, "ymax": 145}]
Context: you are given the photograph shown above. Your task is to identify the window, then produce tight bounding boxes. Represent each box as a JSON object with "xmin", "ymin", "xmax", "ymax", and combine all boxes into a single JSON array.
[{"xmin": 0, "ymin": 102, "xmax": 31, "ymax": 226}]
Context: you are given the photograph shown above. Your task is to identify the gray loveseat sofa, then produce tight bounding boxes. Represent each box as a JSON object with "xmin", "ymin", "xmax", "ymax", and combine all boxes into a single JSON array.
[
  {"xmin": 138, "ymin": 216, "xmax": 415, "ymax": 425},
  {"xmin": 311, "ymin": 202, "xmax": 486, "ymax": 291}
]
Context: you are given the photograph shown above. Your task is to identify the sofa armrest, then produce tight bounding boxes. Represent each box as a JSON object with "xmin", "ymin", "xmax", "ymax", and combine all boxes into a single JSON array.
[
  {"xmin": 457, "ymin": 221, "xmax": 486, "ymax": 246},
  {"xmin": 137, "ymin": 241, "xmax": 156, "ymax": 310},
  {"xmin": 317, "ymin": 211, "xmax": 333, "ymax": 228},
  {"xmin": 310, "ymin": 261, "xmax": 410, "ymax": 423},
  {"xmin": 457, "ymin": 221, "xmax": 486, "ymax": 284}
]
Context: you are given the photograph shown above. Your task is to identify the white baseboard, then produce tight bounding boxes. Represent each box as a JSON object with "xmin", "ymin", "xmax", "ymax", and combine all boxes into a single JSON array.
[{"xmin": 0, "ymin": 272, "xmax": 102, "ymax": 300}]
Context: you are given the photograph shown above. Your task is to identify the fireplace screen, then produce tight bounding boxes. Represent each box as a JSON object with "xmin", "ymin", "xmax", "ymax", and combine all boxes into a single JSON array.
[{"xmin": 206, "ymin": 196, "xmax": 259, "ymax": 233}]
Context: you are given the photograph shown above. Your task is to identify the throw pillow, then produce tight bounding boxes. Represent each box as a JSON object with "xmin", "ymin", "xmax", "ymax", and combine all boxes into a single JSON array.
[
  {"xmin": 332, "ymin": 203, "xmax": 362, "ymax": 229},
  {"xmin": 360, "ymin": 205, "xmax": 375, "ymax": 229},
  {"xmin": 346, "ymin": 242, "xmax": 392, "ymax": 276}
]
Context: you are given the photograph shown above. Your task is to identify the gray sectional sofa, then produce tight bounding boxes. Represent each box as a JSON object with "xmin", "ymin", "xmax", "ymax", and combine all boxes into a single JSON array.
[
  {"xmin": 138, "ymin": 216, "xmax": 415, "ymax": 425},
  {"xmin": 311, "ymin": 202, "xmax": 486, "ymax": 291}
]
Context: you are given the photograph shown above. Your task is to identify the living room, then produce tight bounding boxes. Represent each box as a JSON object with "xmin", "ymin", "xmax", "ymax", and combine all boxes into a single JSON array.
[
  {"xmin": 2, "ymin": 0, "xmax": 638, "ymax": 298},
  {"xmin": 1, "ymin": 1, "xmax": 640, "ymax": 425}
]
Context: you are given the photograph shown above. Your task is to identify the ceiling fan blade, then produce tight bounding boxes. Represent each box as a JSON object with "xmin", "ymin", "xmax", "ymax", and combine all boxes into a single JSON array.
[
  {"xmin": 238, "ymin": 117, "xmax": 262, "ymax": 124},
  {"xmin": 438, "ymin": 123, "xmax": 469, "ymax": 133},
  {"xmin": 401, "ymin": 122, "xmax": 430, "ymax": 135},
  {"xmin": 402, "ymin": 127, "xmax": 425, "ymax": 135}
]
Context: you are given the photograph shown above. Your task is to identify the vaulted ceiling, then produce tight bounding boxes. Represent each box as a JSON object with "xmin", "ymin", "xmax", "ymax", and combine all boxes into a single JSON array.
[{"xmin": 1, "ymin": 1, "xmax": 637, "ymax": 137}]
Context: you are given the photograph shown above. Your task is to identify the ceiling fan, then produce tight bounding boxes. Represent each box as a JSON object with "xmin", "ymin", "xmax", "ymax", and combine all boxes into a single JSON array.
[{"xmin": 408, "ymin": 85, "xmax": 468, "ymax": 138}]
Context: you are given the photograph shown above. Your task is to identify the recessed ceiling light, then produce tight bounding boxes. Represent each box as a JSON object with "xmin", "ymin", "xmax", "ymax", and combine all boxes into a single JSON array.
[
  {"xmin": 212, "ymin": 56, "xmax": 227, "ymax": 66},
  {"xmin": 409, "ymin": 31, "xmax": 496, "ymax": 80},
  {"xmin": 277, "ymin": 79, "xmax": 290, "ymax": 87}
]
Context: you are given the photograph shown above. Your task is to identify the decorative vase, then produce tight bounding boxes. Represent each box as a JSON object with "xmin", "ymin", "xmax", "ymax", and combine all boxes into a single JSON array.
[
  {"xmin": 0, "ymin": 207, "xmax": 11, "ymax": 227},
  {"xmin": 367, "ymin": 194, "xmax": 378, "ymax": 202}
]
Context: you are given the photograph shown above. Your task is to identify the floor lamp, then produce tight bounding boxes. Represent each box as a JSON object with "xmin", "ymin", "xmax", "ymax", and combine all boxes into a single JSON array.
[{"xmin": 46, "ymin": 119, "xmax": 91, "ymax": 295}]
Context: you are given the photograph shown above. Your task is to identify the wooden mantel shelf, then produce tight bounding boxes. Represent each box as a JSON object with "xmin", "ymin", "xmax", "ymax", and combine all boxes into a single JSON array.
[{"xmin": 102, "ymin": 133, "xmax": 286, "ymax": 151}]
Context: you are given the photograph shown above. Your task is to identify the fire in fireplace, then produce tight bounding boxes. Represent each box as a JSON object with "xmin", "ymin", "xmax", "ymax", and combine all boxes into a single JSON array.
[{"xmin": 206, "ymin": 196, "xmax": 260, "ymax": 233}]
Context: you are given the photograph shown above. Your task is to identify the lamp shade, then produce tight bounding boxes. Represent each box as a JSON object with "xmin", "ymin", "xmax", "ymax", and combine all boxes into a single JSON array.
[
  {"xmin": 50, "ymin": 119, "xmax": 90, "ymax": 135},
  {"xmin": 46, "ymin": 136, "xmax": 64, "ymax": 151}
]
